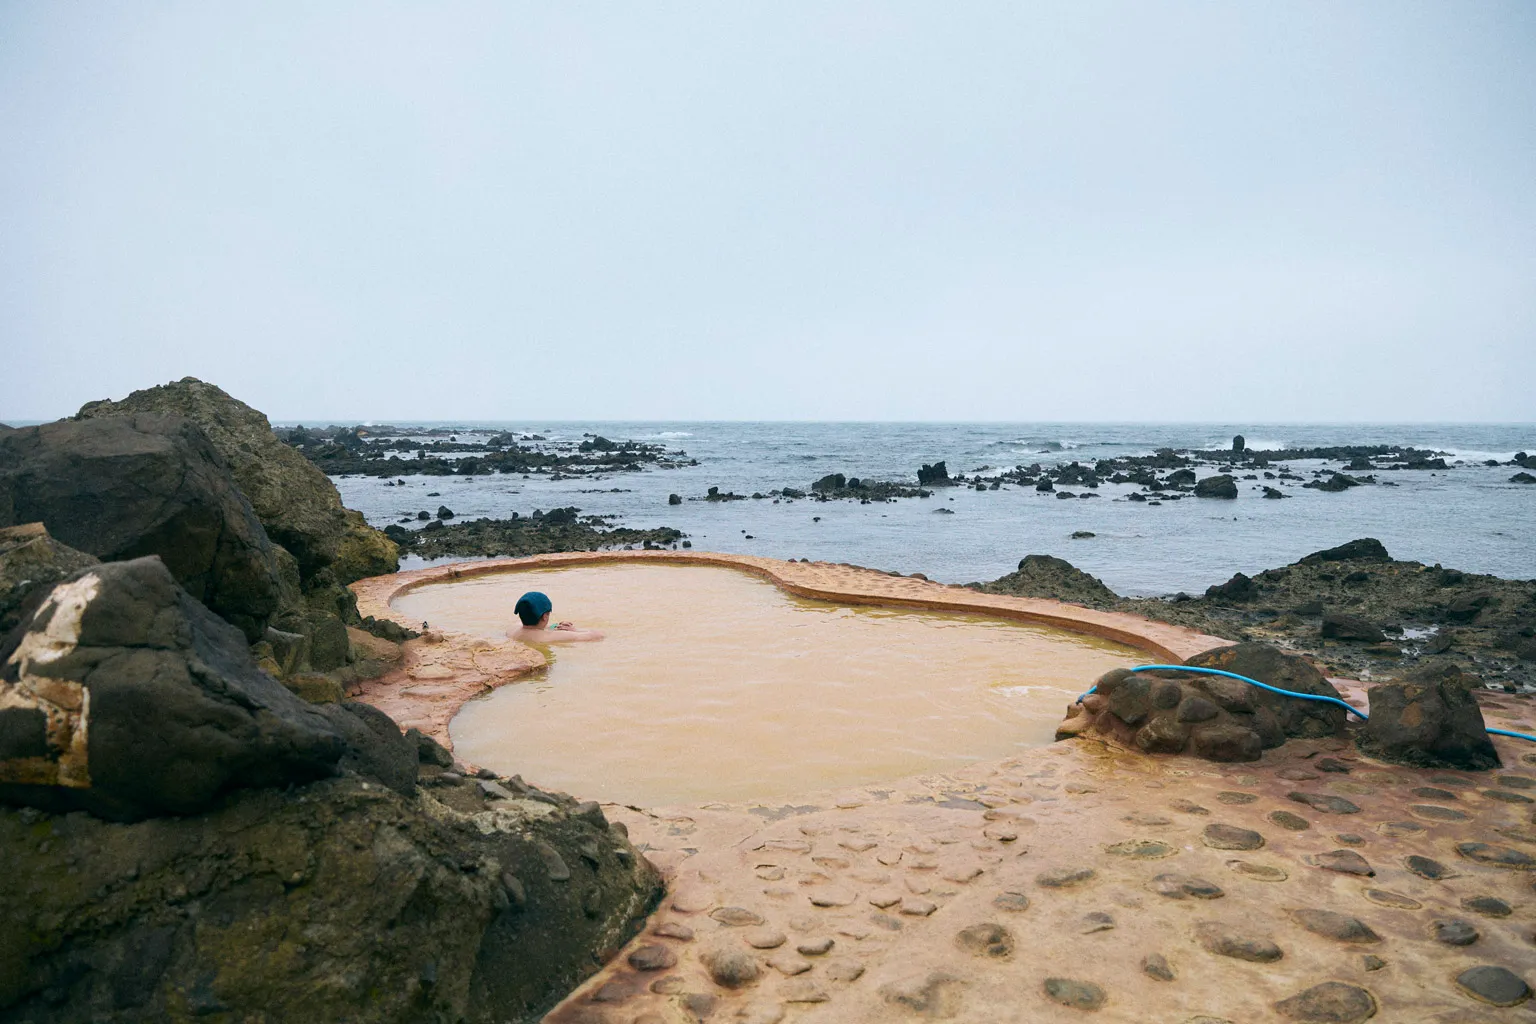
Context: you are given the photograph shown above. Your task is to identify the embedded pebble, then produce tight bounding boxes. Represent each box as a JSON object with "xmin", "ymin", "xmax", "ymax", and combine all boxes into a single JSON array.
[
  {"xmin": 736, "ymin": 1000, "xmax": 787, "ymax": 1023},
  {"xmin": 796, "ymin": 936, "xmax": 834, "ymax": 956},
  {"xmin": 899, "ymin": 897, "xmax": 937, "ymax": 916},
  {"xmin": 825, "ymin": 959, "xmax": 866, "ymax": 982},
  {"xmin": 1455, "ymin": 965, "xmax": 1532, "ymax": 1007},
  {"xmin": 653, "ymin": 921, "xmax": 694, "ymax": 941},
  {"xmin": 993, "ymin": 891, "xmax": 1031, "ymax": 912},
  {"xmin": 1149, "ymin": 873, "xmax": 1224, "ymax": 900},
  {"xmin": 1291, "ymin": 909, "xmax": 1380, "ymax": 944},
  {"xmin": 1227, "ymin": 860, "xmax": 1286, "ymax": 881},
  {"xmin": 1309, "ymin": 850, "xmax": 1373, "ymax": 876},
  {"xmin": 956, "ymin": 922, "xmax": 1015, "ymax": 958},
  {"xmin": 1277, "ymin": 767, "xmax": 1319, "ymax": 781},
  {"xmin": 1196, "ymin": 922, "xmax": 1283, "ymax": 962},
  {"xmin": 839, "ymin": 836, "xmax": 877, "ymax": 852},
  {"xmin": 1273, "ymin": 981, "xmax": 1377, "ymax": 1023},
  {"xmin": 1498, "ymin": 773, "xmax": 1536, "ymax": 790},
  {"xmin": 881, "ymin": 971, "xmax": 965, "ymax": 1016},
  {"xmin": 1124, "ymin": 812, "xmax": 1174, "ymax": 826},
  {"xmin": 1363, "ymin": 888, "xmax": 1421, "ymax": 909},
  {"xmin": 1334, "ymin": 833, "xmax": 1365, "ymax": 846},
  {"xmin": 1142, "ymin": 953, "xmax": 1176, "ymax": 981},
  {"xmin": 1433, "ymin": 918, "xmax": 1479, "ymax": 946},
  {"xmin": 712, "ymin": 907, "xmax": 766, "ymax": 927},
  {"xmin": 754, "ymin": 865, "xmax": 785, "ymax": 881},
  {"xmin": 703, "ymin": 947, "xmax": 761, "ymax": 987},
  {"xmin": 1461, "ymin": 895, "xmax": 1512, "ymax": 917},
  {"xmin": 1483, "ymin": 789, "xmax": 1534, "ymax": 804},
  {"xmin": 1287, "ymin": 792, "xmax": 1360, "ymax": 815},
  {"xmin": 1268, "ymin": 810, "xmax": 1311, "ymax": 831},
  {"xmin": 781, "ymin": 979, "xmax": 830, "ymax": 1003},
  {"xmin": 1429, "ymin": 773, "xmax": 1474, "ymax": 787},
  {"xmin": 806, "ymin": 886, "xmax": 858, "ymax": 907},
  {"xmin": 1042, "ymin": 977, "xmax": 1107, "ymax": 1011},
  {"xmin": 1216, "ymin": 791, "xmax": 1258, "ymax": 805},
  {"xmin": 670, "ymin": 887, "xmax": 714, "ymax": 913},
  {"xmin": 1410, "ymin": 786, "xmax": 1457, "ymax": 800},
  {"xmin": 1404, "ymin": 855, "xmax": 1454, "ymax": 880},
  {"xmin": 649, "ymin": 975, "xmax": 685, "ymax": 994},
  {"xmin": 1037, "ymin": 867, "xmax": 1096, "ymax": 888},
  {"xmin": 1080, "ymin": 911, "xmax": 1115, "ymax": 934},
  {"xmin": 767, "ymin": 954, "xmax": 812, "ymax": 976},
  {"xmin": 876, "ymin": 849, "xmax": 904, "ymax": 866},
  {"xmin": 743, "ymin": 927, "xmax": 786, "ymax": 949},
  {"xmin": 1317, "ymin": 758, "xmax": 1352, "ymax": 773},
  {"xmin": 1362, "ymin": 955, "xmax": 1386, "ymax": 971},
  {"xmin": 536, "ymin": 842, "xmax": 571, "ymax": 881},
  {"xmin": 1374, "ymin": 821, "xmax": 1422, "ymax": 838},
  {"xmin": 1106, "ymin": 839, "xmax": 1176, "ymax": 859},
  {"xmin": 1202, "ymin": 824, "xmax": 1265, "ymax": 851},
  {"xmin": 1409, "ymin": 804, "xmax": 1470, "ymax": 822},
  {"xmin": 1456, "ymin": 841, "xmax": 1535, "ymax": 869},
  {"xmin": 868, "ymin": 890, "xmax": 902, "ymax": 909},
  {"xmin": 938, "ymin": 861, "xmax": 983, "ymax": 883},
  {"xmin": 627, "ymin": 944, "xmax": 678, "ymax": 971},
  {"xmin": 1170, "ymin": 799, "xmax": 1209, "ymax": 815}
]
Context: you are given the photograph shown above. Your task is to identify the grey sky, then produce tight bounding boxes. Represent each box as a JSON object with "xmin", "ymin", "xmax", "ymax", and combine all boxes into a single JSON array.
[{"xmin": 2, "ymin": 2, "xmax": 1533, "ymax": 423}]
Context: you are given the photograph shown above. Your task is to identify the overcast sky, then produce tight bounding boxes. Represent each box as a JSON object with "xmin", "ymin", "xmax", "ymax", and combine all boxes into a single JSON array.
[{"xmin": 2, "ymin": 3, "xmax": 1533, "ymax": 423}]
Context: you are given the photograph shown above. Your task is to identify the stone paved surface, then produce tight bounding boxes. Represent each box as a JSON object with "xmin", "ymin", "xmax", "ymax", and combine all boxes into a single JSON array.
[{"xmin": 349, "ymin": 554, "xmax": 1536, "ymax": 1022}]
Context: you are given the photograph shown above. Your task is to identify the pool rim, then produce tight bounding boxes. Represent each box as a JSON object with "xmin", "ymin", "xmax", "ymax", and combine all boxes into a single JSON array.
[{"xmin": 352, "ymin": 549, "xmax": 1227, "ymax": 661}]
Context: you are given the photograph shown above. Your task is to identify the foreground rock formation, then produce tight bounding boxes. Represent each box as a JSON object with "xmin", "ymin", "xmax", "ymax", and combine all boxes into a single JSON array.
[
  {"xmin": 1058, "ymin": 644, "xmax": 1348, "ymax": 762},
  {"xmin": 0, "ymin": 559, "xmax": 661, "ymax": 1022}
]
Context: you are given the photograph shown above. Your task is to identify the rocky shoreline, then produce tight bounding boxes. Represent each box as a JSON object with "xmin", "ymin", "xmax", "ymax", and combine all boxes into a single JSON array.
[{"xmin": 974, "ymin": 539, "xmax": 1536, "ymax": 693}]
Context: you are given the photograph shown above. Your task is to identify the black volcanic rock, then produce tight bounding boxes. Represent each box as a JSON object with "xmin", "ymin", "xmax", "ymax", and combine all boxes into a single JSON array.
[
  {"xmin": 0, "ymin": 413, "xmax": 284, "ymax": 640},
  {"xmin": 0, "ymin": 556, "xmax": 345, "ymax": 820}
]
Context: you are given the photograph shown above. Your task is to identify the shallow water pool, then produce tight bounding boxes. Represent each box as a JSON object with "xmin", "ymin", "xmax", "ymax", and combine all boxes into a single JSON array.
[{"xmin": 393, "ymin": 563, "xmax": 1142, "ymax": 805}]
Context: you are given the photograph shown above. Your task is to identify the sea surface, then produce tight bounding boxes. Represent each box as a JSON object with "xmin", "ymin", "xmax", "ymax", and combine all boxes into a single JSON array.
[{"xmin": 323, "ymin": 423, "xmax": 1536, "ymax": 596}]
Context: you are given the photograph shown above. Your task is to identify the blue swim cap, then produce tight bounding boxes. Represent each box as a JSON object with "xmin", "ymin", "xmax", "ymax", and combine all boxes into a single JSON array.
[{"xmin": 514, "ymin": 591, "xmax": 553, "ymax": 626}]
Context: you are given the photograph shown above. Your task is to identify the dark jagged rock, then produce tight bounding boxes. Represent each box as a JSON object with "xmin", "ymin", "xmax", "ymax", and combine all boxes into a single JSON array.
[
  {"xmin": 1356, "ymin": 662, "xmax": 1500, "ymax": 770},
  {"xmin": 1301, "ymin": 538, "xmax": 1391, "ymax": 564},
  {"xmin": 980, "ymin": 554, "xmax": 1118, "ymax": 609},
  {"xmin": 917, "ymin": 461, "xmax": 952, "ymax": 486},
  {"xmin": 1512, "ymin": 471, "xmax": 1536, "ymax": 484},
  {"xmin": 1194, "ymin": 474, "xmax": 1238, "ymax": 499},
  {"xmin": 0, "ymin": 771, "xmax": 662, "ymax": 1023},
  {"xmin": 0, "ymin": 413, "xmax": 284, "ymax": 641},
  {"xmin": 76, "ymin": 379, "xmax": 398, "ymax": 586},
  {"xmin": 0, "ymin": 523, "xmax": 99, "ymax": 635},
  {"xmin": 1206, "ymin": 572, "xmax": 1256, "ymax": 602},
  {"xmin": 0, "ymin": 557, "xmax": 345, "ymax": 820},
  {"xmin": 1321, "ymin": 611, "xmax": 1387, "ymax": 643}
]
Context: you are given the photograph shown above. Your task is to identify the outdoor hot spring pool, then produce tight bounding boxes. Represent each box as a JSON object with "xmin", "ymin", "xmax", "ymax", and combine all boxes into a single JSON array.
[{"xmin": 391, "ymin": 563, "xmax": 1144, "ymax": 806}]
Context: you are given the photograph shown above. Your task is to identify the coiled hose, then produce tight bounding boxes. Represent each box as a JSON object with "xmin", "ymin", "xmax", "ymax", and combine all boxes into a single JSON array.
[{"xmin": 1077, "ymin": 664, "xmax": 1536, "ymax": 743}]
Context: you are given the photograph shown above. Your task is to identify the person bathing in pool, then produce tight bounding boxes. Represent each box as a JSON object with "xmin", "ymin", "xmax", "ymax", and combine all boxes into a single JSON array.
[{"xmin": 510, "ymin": 591, "xmax": 604, "ymax": 643}]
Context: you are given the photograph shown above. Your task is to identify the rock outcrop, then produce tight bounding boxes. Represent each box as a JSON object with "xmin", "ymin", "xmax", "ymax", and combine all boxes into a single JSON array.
[
  {"xmin": 1057, "ymin": 643, "xmax": 1347, "ymax": 761},
  {"xmin": 0, "ymin": 523, "xmax": 98, "ymax": 635},
  {"xmin": 0, "ymin": 557, "xmax": 345, "ymax": 820},
  {"xmin": 980, "ymin": 554, "xmax": 1118, "ymax": 608},
  {"xmin": 0, "ymin": 558, "xmax": 663, "ymax": 1022},
  {"xmin": 1356, "ymin": 662, "xmax": 1500, "ymax": 770},
  {"xmin": 0, "ymin": 413, "xmax": 284, "ymax": 640},
  {"xmin": 77, "ymin": 379, "xmax": 397, "ymax": 584}
]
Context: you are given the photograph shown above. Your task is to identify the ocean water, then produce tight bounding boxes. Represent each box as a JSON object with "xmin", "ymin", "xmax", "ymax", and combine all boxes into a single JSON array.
[{"xmin": 325, "ymin": 423, "xmax": 1536, "ymax": 595}]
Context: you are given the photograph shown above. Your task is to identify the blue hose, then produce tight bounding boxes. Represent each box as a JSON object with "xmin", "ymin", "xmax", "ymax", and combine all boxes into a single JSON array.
[{"xmin": 1077, "ymin": 664, "xmax": 1536, "ymax": 743}]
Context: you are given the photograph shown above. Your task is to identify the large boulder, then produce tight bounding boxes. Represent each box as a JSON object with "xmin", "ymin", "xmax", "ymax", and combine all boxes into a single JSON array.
[
  {"xmin": 76, "ymin": 379, "xmax": 397, "ymax": 584},
  {"xmin": 0, "ymin": 523, "xmax": 98, "ymax": 635},
  {"xmin": 1194, "ymin": 474, "xmax": 1238, "ymax": 499},
  {"xmin": 1356, "ymin": 662, "xmax": 1500, "ymax": 770},
  {"xmin": 982, "ymin": 554, "xmax": 1119, "ymax": 608},
  {"xmin": 0, "ymin": 556, "xmax": 345, "ymax": 820},
  {"xmin": 1059, "ymin": 643, "xmax": 1347, "ymax": 762},
  {"xmin": 0, "ymin": 414, "xmax": 283, "ymax": 640},
  {"xmin": 0, "ymin": 772, "xmax": 663, "ymax": 1022}
]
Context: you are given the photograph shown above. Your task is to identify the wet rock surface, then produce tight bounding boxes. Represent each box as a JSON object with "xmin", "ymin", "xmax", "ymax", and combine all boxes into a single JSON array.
[{"xmin": 1357, "ymin": 662, "xmax": 1502, "ymax": 770}]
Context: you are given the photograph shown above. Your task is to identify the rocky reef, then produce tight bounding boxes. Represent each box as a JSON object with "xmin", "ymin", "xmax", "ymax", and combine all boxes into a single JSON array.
[{"xmin": 385, "ymin": 508, "xmax": 686, "ymax": 560}]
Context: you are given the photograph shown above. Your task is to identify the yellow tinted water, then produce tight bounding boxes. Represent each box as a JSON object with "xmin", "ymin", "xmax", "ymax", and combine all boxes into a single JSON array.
[{"xmin": 393, "ymin": 564, "xmax": 1142, "ymax": 806}]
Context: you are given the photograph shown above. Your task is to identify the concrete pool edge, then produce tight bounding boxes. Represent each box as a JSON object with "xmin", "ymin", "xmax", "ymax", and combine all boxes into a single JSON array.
[{"xmin": 347, "ymin": 551, "xmax": 1231, "ymax": 752}]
